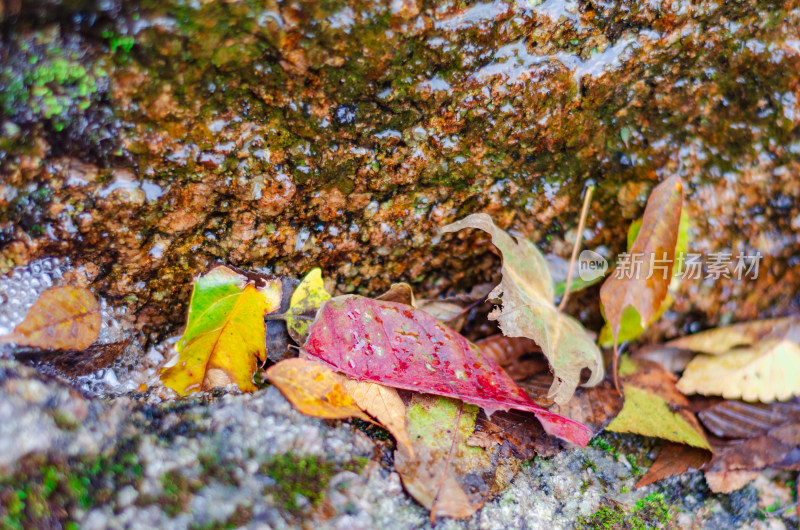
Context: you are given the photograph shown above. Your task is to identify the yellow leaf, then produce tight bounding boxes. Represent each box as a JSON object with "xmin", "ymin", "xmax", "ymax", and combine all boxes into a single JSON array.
[
  {"xmin": 442, "ymin": 213, "xmax": 602, "ymax": 404},
  {"xmin": 1, "ymin": 286, "xmax": 101, "ymax": 351},
  {"xmin": 286, "ymin": 268, "xmax": 331, "ymax": 344},
  {"xmin": 265, "ymin": 357, "xmax": 370, "ymax": 420},
  {"xmin": 677, "ymin": 339, "xmax": 800, "ymax": 402},
  {"xmin": 161, "ymin": 266, "xmax": 282, "ymax": 395}
]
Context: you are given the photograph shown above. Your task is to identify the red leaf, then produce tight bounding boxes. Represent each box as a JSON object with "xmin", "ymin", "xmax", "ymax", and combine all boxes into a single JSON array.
[{"xmin": 302, "ymin": 295, "xmax": 592, "ymax": 446}]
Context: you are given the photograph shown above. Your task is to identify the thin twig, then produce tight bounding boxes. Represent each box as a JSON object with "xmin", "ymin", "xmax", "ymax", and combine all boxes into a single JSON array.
[{"xmin": 558, "ymin": 185, "xmax": 595, "ymax": 312}]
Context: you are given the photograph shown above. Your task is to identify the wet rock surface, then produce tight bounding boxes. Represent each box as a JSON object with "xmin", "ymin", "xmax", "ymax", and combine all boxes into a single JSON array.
[
  {"xmin": 1, "ymin": 359, "xmax": 796, "ymax": 529},
  {"xmin": 1, "ymin": 0, "xmax": 799, "ymax": 340}
]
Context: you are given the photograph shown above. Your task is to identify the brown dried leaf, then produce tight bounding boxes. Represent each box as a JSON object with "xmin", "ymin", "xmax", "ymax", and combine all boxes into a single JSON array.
[
  {"xmin": 600, "ymin": 175, "xmax": 683, "ymax": 348},
  {"xmin": 705, "ymin": 470, "xmax": 760, "ymax": 494},
  {"xmin": 442, "ymin": 213, "xmax": 603, "ymax": 404},
  {"xmin": 376, "ymin": 282, "xmax": 415, "ymax": 306},
  {"xmin": 636, "ymin": 442, "xmax": 711, "ymax": 488},
  {"xmin": 2, "ymin": 286, "xmax": 100, "ymax": 351},
  {"xmin": 518, "ymin": 373, "xmax": 624, "ymax": 436},
  {"xmin": 475, "ymin": 335, "xmax": 540, "ymax": 367},
  {"xmin": 698, "ymin": 399, "xmax": 800, "ymax": 439}
]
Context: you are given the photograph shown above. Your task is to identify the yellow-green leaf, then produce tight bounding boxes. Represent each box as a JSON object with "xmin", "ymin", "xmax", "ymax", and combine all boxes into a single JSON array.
[
  {"xmin": 606, "ymin": 356, "xmax": 710, "ymax": 450},
  {"xmin": 286, "ymin": 268, "xmax": 330, "ymax": 344},
  {"xmin": 442, "ymin": 213, "xmax": 603, "ymax": 404},
  {"xmin": 161, "ymin": 266, "xmax": 281, "ymax": 395}
]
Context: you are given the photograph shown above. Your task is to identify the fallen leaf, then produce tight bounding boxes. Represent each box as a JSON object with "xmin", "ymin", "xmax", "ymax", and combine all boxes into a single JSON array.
[
  {"xmin": 285, "ymin": 268, "xmax": 331, "ymax": 344},
  {"xmin": 677, "ymin": 339, "xmax": 800, "ymax": 402},
  {"xmin": 636, "ymin": 442, "xmax": 711, "ymax": 488},
  {"xmin": 666, "ymin": 316, "xmax": 799, "ymax": 355},
  {"xmin": 416, "ymin": 300, "xmax": 467, "ymax": 331},
  {"xmin": 376, "ymin": 282, "xmax": 415, "ymax": 306},
  {"xmin": 630, "ymin": 344, "xmax": 695, "ymax": 374},
  {"xmin": 15, "ymin": 339, "xmax": 131, "ymax": 377},
  {"xmin": 600, "ymin": 176, "xmax": 683, "ymax": 352},
  {"xmin": 442, "ymin": 213, "xmax": 603, "ymax": 404},
  {"xmin": 704, "ymin": 470, "xmax": 760, "ymax": 493},
  {"xmin": 606, "ymin": 357, "xmax": 710, "ymax": 450},
  {"xmin": 0, "ymin": 286, "xmax": 100, "ymax": 350},
  {"xmin": 303, "ymin": 294, "xmax": 592, "ymax": 446},
  {"xmin": 267, "ymin": 358, "xmax": 414, "ymax": 455},
  {"xmin": 394, "ymin": 394, "xmax": 520, "ymax": 520},
  {"xmin": 161, "ymin": 265, "xmax": 282, "ymax": 395},
  {"xmin": 706, "ymin": 423, "xmax": 800, "ymax": 476},
  {"xmin": 475, "ymin": 334, "xmax": 540, "ymax": 367},
  {"xmin": 265, "ymin": 277, "xmax": 299, "ymax": 362},
  {"xmin": 266, "ymin": 357, "xmax": 370, "ymax": 420},
  {"xmin": 518, "ymin": 373, "xmax": 625, "ymax": 436},
  {"xmin": 476, "ymin": 335, "xmax": 549, "ymax": 380},
  {"xmin": 698, "ymin": 399, "xmax": 800, "ymax": 439},
  {"xmin": 341, "ymin": 378, "xmax": 414, "ymax": 456}
]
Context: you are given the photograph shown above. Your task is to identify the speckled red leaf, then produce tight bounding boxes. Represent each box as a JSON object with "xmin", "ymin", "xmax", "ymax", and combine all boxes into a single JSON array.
[{"xmin": 302, "ymin": 294, "xmax": 592, "ymax": 446}]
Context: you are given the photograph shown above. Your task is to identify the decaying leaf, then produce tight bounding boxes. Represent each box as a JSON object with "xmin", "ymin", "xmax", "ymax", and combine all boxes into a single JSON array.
[
  {"xmin": 161, "ymin": 266, "xmax": 282, "ymax": 395},
  {"xmin": 677, "ymin": 339, "xmax": 800, "ymax": 402},
  {"xmin": 606, "ymin": 357, "xmax": 710, "ymax": 450},
  {"xmin": 636, "ymin": 442, "xmax": 711, "ymax": 488},
  {"xmin": 0, "ymin": 286, "xmax": 100, "ymax": 351},
  {"xmin": 376, "ymin": 282, "xmax": 415, "ymax": 306},
  {"xmin": 600, "ymin": 176, "xmax": 683, "ymax": 352},
  {"xmin": 704, "ymin": 470, "xmax": 760, "ymax": 494},
  {"xmin": 698, "ymin": 399, "xmax": 800, "ymax": 439},
  {"xmin": 442, "ymin": 213, "xmax": 603, "ymax": 404},
  {"xmin": 518, "ymin": 372, "xmax": 625, "ymax": 437},
  {"xmin": 14, "ymin": 339, "xmax": 131, "ymax": 377},
  {"xmin": 476, "ymin": 335, "xmax": 548, "ymax": 380},
  {"xmin": 266, "ymin": 357, "xmax": 370, "ymax": 420},
  {"xmin": 666, "ymin": 315, "xmax": 799, "ymax": 354},
  {"xmin": 416, "ymin": 300, "xmax": 467, "ymax": 331},
  {"xmin": 303, "ymin": 294, "xmax": 592, "ymax": 446},
  {"xmin": 394, "ymin": 394, "xmax": 520, "ymax": 520},
  {"xmin": 286, "ymin": 268, "xmax": 331, "ymax": 344}
]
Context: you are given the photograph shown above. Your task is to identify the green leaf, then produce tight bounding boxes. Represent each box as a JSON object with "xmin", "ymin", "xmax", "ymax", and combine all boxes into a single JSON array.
[{"xmin": 161, "ymin": 265, "xmax": 282, "ymax": 395}]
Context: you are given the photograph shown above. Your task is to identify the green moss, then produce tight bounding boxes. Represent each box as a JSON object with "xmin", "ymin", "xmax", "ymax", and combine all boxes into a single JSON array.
[
  {"xmin": 160, "ymin": 470, "xmax": 203, "ymax": 517},
  {"xmin": 0, "ymin": 444, "xmax": 144, "ymax": 528},
  {"xmin": 259, "ymin": 453, "xmax": 366, "ymax": 516},
  {"xmin": 579, "ymin": 492, "xmax": 672, "ymax": 529}
]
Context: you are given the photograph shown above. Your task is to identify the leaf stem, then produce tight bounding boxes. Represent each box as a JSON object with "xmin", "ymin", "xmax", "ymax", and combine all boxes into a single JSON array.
[{"xmin": 558, "ymin": 184, "xmax": 595, "ymax": 312}]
